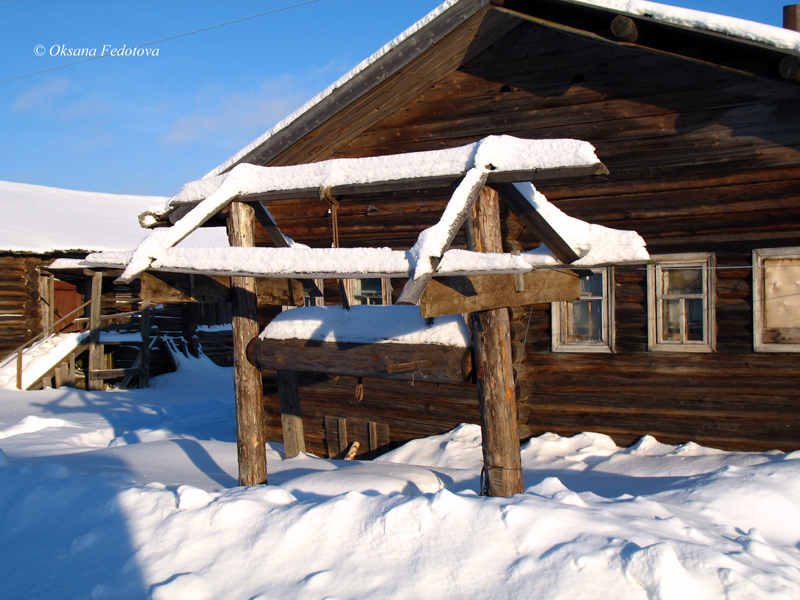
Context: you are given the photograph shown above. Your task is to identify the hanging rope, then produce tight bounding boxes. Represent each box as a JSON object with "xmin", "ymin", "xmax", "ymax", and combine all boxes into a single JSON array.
[
  {"xmin": 320, "ymin": 186, "xmax": 351, "ymax": 309},
  {"xmin": 318, "ymin": 186, "xmax": 340, "ymax": 248}
]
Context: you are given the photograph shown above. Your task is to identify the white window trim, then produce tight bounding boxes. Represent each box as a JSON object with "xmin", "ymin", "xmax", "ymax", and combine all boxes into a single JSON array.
[
  {"xmin": 552, "ymin": 267, "xmax": 615, "ymax": 353},
  {"xmin": 647, "ymin": 253, "xmax": 716, "ymax": 353},
  {"xmin": 753, "ymin": 247, "xmax": 800, "ymax": 353}
]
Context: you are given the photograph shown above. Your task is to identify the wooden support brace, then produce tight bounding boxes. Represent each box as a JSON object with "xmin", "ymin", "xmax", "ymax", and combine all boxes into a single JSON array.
[{"xmin": 493, "ymin": 183, "xmax": 580, "ymax": 265}]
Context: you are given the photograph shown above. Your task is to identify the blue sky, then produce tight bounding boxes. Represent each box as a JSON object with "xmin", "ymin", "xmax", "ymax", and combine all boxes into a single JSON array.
[{"xmin": 0, "ymin": 0, "xmax": 793, "ymax": 196}]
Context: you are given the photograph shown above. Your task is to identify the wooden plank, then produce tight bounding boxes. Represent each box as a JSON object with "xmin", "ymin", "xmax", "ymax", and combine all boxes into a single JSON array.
[
  {"xmin": 248, "ymin": 338, "xmax": 473, "ymax": 384},
  {"xmin": 467, "ymin": 186, "xmax": 524, "ymax": 497},
  {"xmin": 140, "ymin": 271, "xmax": 303, "ymax": 307},
  {"xmin": 90, "ymin": 368, "xmax": 144, "ymax": 380},
  {"xmin": 420, "ymin": 269, "xmax": 579, "ymax": 317},
  {"xmin": 276, "ymin": 370, "xmax": 306, "ymax": 458},
  {"xmin": 228, "ymin": 200, "xmax": 268, "ymax": 486}
]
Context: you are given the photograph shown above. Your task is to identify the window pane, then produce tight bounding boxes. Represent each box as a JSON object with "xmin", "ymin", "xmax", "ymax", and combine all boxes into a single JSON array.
[
  {"xmin": 567, "ymin": 299, "xmax": 603, "ymax": 342},
  {"xmin": 664, "ymin": 268, "xmax": 702, "ymax": 295},
  {"xmin": 764, "ymin": 259, "xmax": 800, "ymax": 329},
  {"xmin": 353, "ymin": 278, "xmax": 384, "ymax": 305},
  {"xmin": 580, "ymin": 271, "xmax": 604, "ymax": 297},
  {"xmin": 662, "ymin": 298, "xmax": 682, "ymax": 341},
  {"xmin": 686, "ymin": 298, "xmax": 704, "ymax": 341}
]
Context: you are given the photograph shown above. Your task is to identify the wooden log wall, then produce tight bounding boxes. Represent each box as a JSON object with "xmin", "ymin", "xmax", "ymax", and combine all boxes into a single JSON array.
[
  {"xmin": 259, "ymin": 19, "xmax": 800, "ymax": 453},
  {"xmin": 0, "ymin": 256, "xmax": 41, "ymax": 358}
]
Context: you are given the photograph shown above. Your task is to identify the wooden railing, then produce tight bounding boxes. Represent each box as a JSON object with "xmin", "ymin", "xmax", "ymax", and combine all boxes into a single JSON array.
[{"xmin": 2, "ymin": 278, "xmax": 152, "ymax": 390}]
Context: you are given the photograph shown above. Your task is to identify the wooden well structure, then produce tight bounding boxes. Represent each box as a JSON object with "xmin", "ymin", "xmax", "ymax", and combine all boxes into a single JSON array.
[{"xmin": 84, "ymin": 136, "xmax": 632, "ymax": 496}]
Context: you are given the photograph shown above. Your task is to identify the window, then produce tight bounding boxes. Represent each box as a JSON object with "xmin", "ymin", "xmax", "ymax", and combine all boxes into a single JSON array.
[
  {"xmin": 753, "ymin": 248, "xmax": 800, "ymax": 352},
  {"xmin": 647, "ymin": 254, "xmax": 715, "ymax": 352},
  {"xmin": 345, "ymin": 278, "xmax": 392, "ymax": 306},
  {"xmin": 552, "ymin": 268, "xmax": 614, "ymax": 352},
  {"xmin": 303, "ymin": 279, "xmax": 325, "ymax": 307}
]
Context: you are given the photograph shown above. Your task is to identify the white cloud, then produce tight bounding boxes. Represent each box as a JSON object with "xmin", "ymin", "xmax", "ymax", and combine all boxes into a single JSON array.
[
  {"xmin": 11, "ymin": 77, "xmax": 71, "ymax": 114},
  {"xmin": 161, "ymin": 62, "xmax": 348, "ymax": 149}
]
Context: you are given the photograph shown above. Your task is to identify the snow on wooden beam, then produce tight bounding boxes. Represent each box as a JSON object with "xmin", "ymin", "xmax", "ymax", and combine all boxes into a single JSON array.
[
  {"xmin": 117, "ymin": 136, "xmax": 602, "ymax": 284},
  {"xmin": 494, "ymin": 182, "xmax": 581, "ymax": 265},
  {"xmin": 85, "ymin": 246, "xmax": 532, "ymax": 280},
  {"xmin": 249, "ymin": 305, "xmax": 473, "ymax": 383}
]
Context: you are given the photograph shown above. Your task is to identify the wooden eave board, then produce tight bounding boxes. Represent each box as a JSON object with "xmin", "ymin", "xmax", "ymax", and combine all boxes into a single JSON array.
[
  {"xmin": 420, "ymin": 268, "xmax": 580, "ymax": 318},
  {"xmin": 224, "ymin": 4, "xmax": 523, "ymax": 171},
  {"xmin": 491, "ymin": 3, "xmax": 800, "ymax": 86}
]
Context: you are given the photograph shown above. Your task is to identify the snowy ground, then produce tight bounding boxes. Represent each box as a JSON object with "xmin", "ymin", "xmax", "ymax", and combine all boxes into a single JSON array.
[{"xmin": 0, "ymin": 353, "xmax": 798, "ymax": 599}]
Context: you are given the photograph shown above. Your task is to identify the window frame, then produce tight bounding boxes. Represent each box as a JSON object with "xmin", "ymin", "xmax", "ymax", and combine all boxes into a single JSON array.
[
  {"xmin": 647, "ymin": 253, "xmax": 716, "ymax": 353},
  {"xmin": 552, "ymin": 267, "xmax": 615, "ymax": 353},
  {"xmin": 344, "ymin": 278, "xmax": 393, "ymax": 306},
  {"xmin": 752, "ymin": 247, "xmax": 800, "ymax": 353}
]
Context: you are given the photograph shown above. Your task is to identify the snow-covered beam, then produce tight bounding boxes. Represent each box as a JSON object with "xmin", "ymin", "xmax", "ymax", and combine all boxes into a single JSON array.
[
  {"xmin": 84, "ymin": 246, "xmax": 533, "ymax": 280},
  {"xmin": 118, "ymin": 136, "xmax": 604, "ymax": 284}
]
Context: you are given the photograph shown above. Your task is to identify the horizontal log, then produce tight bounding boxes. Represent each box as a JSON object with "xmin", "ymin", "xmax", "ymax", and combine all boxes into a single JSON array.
[
  {"xmin": 141, "ymin": 272, "xmax": 303, "ymax": 306},
  {"xmin": 420, "ymin": 268, "xmax": 578, "ymax": 317},
  {"xmin": 249, "ymin": 338, "xmax": 473, "ymax": 384}
]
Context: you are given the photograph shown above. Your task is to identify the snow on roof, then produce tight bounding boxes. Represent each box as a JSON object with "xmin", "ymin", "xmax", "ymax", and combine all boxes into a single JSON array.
[
  {"xmin": 569, "ymin": 0, "xmax": 800, "ymax": 53},
  {"xmin": 259, "ymin": 305, "xmax": 472, "ymax": 348},
  {"xmin": 205, "ymin": 0, "xmax": 800, "ymax": 179},
  {"xmin": 205, "ymin": 0, "xmax": 466, "ymax": 179},
  {"xmin": 0, "ymin": 180, "xmax": 229, "ymax": 255}
]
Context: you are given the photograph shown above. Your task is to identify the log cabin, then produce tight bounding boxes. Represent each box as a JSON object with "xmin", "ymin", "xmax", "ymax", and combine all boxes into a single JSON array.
[
  {"xmin": 95, "ymin": 0, "xmax": 800, "ymax": 463},
  {"xmin": 0, "ymin": 180, "xmax": 230, "ymax": 388}
]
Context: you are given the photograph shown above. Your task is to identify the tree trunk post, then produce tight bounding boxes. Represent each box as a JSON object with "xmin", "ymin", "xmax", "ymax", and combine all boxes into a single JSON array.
[
  {"xmin": 228, "ymin": 200, "xmax": 268, "ymax": 486},
  {"xmin": 88, "ymin": 271, "xmax": 104, "ymax": 391},
  {"xmin": 466, "ymin": 186, "xmax": 525, "ymax": 497}
]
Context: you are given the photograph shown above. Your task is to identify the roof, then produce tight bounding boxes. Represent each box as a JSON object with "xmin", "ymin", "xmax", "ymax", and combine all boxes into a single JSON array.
[
  {"xmin": 206, "ymin": 0, "xmax": 800, "ymax": 178},
  {"xmin": 0, "ymin": 180, "xmax": 228, "ymax": 255}
]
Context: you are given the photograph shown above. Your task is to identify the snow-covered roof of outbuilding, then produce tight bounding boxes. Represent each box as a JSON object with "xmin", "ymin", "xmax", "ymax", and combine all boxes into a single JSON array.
[
  {"xmin": 206, "ymin": 0, "xmax": 800, "ymax": 179},
  {"xmin": 0, "ymin": 180, "xmax": 228, "ymax": 255}
]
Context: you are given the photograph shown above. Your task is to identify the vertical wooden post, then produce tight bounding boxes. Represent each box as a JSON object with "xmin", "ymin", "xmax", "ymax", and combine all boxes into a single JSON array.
[
  {"xmin": 16, "ymin": 349, "xmax": 23, "ymax": 390},
  {"xmin": 276, "ymin": 370, "xmax": 306, "ymax": 458},
  {"xmin": 88, "ymin": 271, "xmax": 104, "ymax": 391},
  {"xmin": 228, "ymin": 200, "xmax": 268, "ymax": 486},
  {"xmin": 67, "ymin": 352, "xmax": 76, "ymax": 387},
  {"xmin": 466, "ymin": 187, "xmax": 525, "ymax": 497},
  {"xmin": 139, "ymin": 299, "xmax": 151, "ymax": 388}
]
